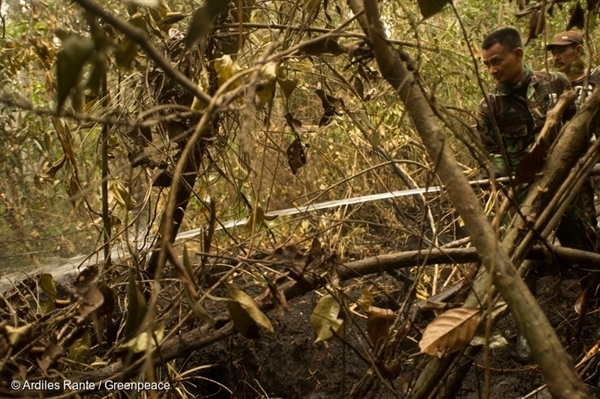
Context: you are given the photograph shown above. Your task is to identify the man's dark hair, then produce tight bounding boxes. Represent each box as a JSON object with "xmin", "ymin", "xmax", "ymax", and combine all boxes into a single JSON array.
[{"xmin": 482, "ymin": 28, "xmax": 523, "ymax": 50}]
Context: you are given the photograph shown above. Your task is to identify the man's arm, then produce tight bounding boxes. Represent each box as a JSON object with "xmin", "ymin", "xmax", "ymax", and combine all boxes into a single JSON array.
[{"xmin": 476, "ymin": 97, "xmax": 505, "ymax": 175}]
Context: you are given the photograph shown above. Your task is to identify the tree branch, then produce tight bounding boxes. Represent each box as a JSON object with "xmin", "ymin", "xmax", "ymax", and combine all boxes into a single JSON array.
[
  {"xmin": 73, "ymin": 0, "xmax": 211, "ymax": 106},
  {"xmin": 356, "ymin": 0, "xmax": 591, "ymax": 398},
  {"xmin": 61, "ymin": 242, "xmax": 600, "ymax": 389}
]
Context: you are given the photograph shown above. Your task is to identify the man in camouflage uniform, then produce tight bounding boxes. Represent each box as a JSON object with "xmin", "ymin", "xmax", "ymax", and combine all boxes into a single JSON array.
[
  {"xmin": 477, "ymin": 27, "xmax": 598, "ymax": 362},
  {"xmin": 547, "ymin": 30, "xmax": 599, "ymax": 229},
  {"xmin": 547, "ymin": 30, "xmax": 599, "ymax": 105},
  {"xmin": 546, "ymin": 29, "xmax": 600, "ymax": 313},
  {"xmin": 477, "ymin": 28, "xmax": 573, "ymax": 175}
]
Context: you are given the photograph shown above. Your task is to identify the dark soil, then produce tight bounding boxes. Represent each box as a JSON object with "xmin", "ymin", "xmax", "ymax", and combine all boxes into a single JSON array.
[
  {"xmin": 4, "ymin": 254, "xmax": 599, "ymax": 399},
  {"xmin": 178, "ymin": 271, "xmax": 600, "ymax": 399},
  {"xmin": 184, "ymin": 292, "xmax": 368, "ymax": 399},
  {"xmin": 458, "ymin": 273, "xmax": 600, "ymax": 399}
]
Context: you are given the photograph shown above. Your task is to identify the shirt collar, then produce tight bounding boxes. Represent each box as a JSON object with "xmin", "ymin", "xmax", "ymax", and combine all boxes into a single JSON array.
[{"xmin": 496, "ymin": 66, "xmax": 532, "ymax": 94}]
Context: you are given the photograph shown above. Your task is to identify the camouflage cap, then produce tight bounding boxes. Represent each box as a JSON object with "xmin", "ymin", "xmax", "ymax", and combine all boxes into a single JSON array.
[{"xmin": 546, "ymin": 31, "xmax": 584, "ymax": 50}]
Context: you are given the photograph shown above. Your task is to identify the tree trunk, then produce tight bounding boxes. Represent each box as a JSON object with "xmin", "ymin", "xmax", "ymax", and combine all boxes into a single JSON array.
[{"xmin": 353, "ymin": 0, "xmax": 593, "ymax": 398}]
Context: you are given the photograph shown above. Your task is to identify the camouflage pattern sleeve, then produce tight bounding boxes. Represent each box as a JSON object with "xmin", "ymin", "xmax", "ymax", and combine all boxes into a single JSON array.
[{"xmin": 476, "ymin": 96, "xmax": 505, "ymax": 171}]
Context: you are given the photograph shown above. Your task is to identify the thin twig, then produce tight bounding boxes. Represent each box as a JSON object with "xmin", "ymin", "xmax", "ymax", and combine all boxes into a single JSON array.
[{"xmin": 73, "ymin": 0, "xmax": 211, "ymax": 106}]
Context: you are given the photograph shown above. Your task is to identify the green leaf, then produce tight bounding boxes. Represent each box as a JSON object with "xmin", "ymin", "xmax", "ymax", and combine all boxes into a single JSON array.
[
  {"xmin": 277, "ymin": 77, "xmax": 298, "ymax": 99},
  {"xmin": 86, "ymin": 55, "xmax": 106, "ymax": 99},
  {"xmin": 310, "ymin": 294, "xmax": 344, "ymax": 343},
  {"xmin": 226, "ymin": 283, "xmax": 273, "ymax": 337},
  {"xmin": 56, "ymin": 35, "xmax": 95, "ymax": 113},
  {"xmin": 182, "ymin": 245, "xmax": 195, "ymax": 280},
  {"xmin": 115, "ymin": 38, "xmax": 138, "ymax": 73},
  {"xmin": 40, "ymin": 273, "xmax": 57, "ymax": 298},
  {"xmin": 246, "ymin": 205, "xmax": 265, "ymax": 233},
  {"xmin": 186, "ymin": 0, "xmax": 232, "ymax": 47},
  {"xmin": 417, "ymin": 0, "xmax": 451, "ymax": 19},
  {"xmin": 124, "ymin": 270, "xmax": 147, "ymax": 340},
  {"xmin": 40, "ymin": 273, "xmax": 57, "ymax": 315},
  {"xmin": 160, "ymin": 12, "xmax": 186, "ymax": 26},
  {"xmin": 68, "ymin": 331, "xmax": 91, "ymax": 363},
  {"xmin": 227, "ymin": 299, "xmax": 260, "ymax": 338},
  {"xmin": 122, "ymin": 328, "xmax": 164, "ymax": 353},
  {"xmin": 182, "ymin": 246, "xmax": 215, "ymax": 326}
]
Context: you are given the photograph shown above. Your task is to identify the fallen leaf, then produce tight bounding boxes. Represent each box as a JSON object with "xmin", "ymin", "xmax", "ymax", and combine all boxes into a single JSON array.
[
  {"xmin": 73, "ymin": 265, "xmax": 99, "ymax": 295},
  {"xmin": 357, "ymin": 288, "xmax": 373, "ymax": 312},
  {"xmin": 226, "ymin": 283, "xmax": 273, "ymax": 338},
  {"xmin": 310, "ymin": 294, "xmax": 344, "ymax": 343},
  {"xmin": 416, "ymin": 299, "xmax": 451, "ymax": 312},
  {"xmin": 470, "ymin": 330, "xmax": 509, "ymax": 349},
  {"xmin": 228, "ymin": 299, "xmax": 260, "ymax": 338},
  {"xmin": 366, "ymin": 306, "xmax": 395, "ymax": 350},
  {"xmin": 68, "ymin": 331, "xmax": 91, "ymax": 363},
  {"xmin": 122, "ymin": 328, "xmax": 164, "ymax": 353},
  {"xmin": 5, "ymin": 324, "xmax": 31, "ymax": 346},
  {"xmin": 37, "ymin": 338, "xmax": 63, "ymax": 372},
  {"xmin": 419, "ymin": 307, "xmax": 481, "ymax": 357}
]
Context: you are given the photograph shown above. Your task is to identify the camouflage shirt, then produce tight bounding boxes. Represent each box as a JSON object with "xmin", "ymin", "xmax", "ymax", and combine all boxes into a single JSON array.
[{"xmin": 476, "ymin": 66, "xmax": 574, "ymax": 173}]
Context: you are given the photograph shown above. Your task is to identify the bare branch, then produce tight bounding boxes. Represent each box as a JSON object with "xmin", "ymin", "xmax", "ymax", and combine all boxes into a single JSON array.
[{"xmin": 73, "ymin": 0, "xmax": 211, "ymax": 106}]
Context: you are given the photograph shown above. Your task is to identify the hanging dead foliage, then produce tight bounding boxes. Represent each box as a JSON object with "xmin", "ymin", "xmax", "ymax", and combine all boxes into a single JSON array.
[
  {"xmin": 567, "ymin": 2, "xmax": 585, "ymax": 31},
  {"xmin": 287, "ymin": 138, "xmax": 307, "ymax": 175}
]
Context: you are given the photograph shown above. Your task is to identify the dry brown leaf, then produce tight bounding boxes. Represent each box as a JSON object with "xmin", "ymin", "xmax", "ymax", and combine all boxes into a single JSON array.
[
  {"xmin": 415, "ymin": 299, "xmax": 451, "ymax": 312},
  {"xmin": 366, "ymin": 306, "xmax": 395, "ymax": 350},
  {"xmin": 37, "ymin": 338, "xmax": 62, "ymax": 372},
  {"xmin": 266, "ymin": 279, "xmax": 288, "ymax": 318},
  {"xmin": 73, "ymin": 265, "xmax": 99, "ymax": 295},
  {"xmin": 287, "ymin": 138, "xmax": 307, "ymax": 175},
  {"xmin": 75, "ymin": 285, "xmax": 104, "ymax": 322},
  {"xmin": 419, "ymin": 307, "xmax": 481, "ymax": 357}
]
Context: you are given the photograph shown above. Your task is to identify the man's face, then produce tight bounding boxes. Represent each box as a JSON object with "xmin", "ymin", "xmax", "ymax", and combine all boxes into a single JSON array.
[
  {"xmin": 481, "ymin": 42, "xmax": 524, "ymax": 85},
  {"xmin": 550, "ymin": 45, "xmax": 582, "ymax": 74}
]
